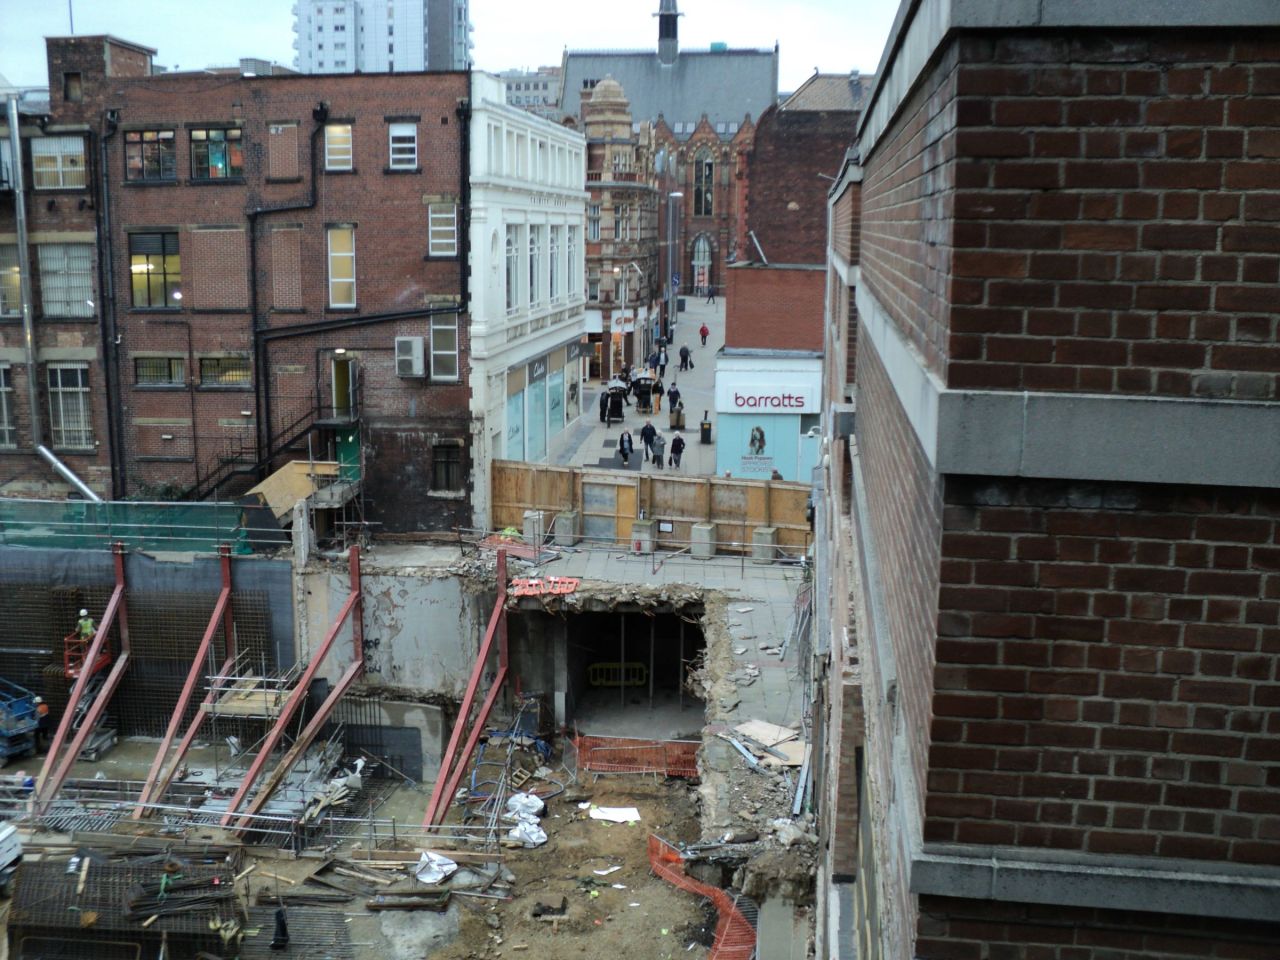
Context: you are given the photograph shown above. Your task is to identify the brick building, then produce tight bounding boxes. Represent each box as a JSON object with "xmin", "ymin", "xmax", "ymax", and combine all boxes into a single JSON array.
[
  {"xmin": 2, "ymin": 36, "xmax": 474, "ymax": 532},
  {"xmin": 816, "ymin": 2, "xmax": 1280, "ymax": 958},
  {"xmin": 0, "ymin": 36, "xmax": 155, "ymax": 501}
]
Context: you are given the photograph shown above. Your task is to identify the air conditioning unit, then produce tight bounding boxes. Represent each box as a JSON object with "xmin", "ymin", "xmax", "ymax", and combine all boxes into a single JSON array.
[{"xmin": 395, "ymin": 335, "xmax": 425, "ymax": 377}]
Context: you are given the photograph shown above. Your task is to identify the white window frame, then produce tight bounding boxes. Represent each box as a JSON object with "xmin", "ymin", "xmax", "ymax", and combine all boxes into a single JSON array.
[
  {"xmin": 428, "ymin": 203, "xmax": 457, "ymax": 257},
  {"xmin": 327, "ymin": 226, "xmax": 356, "ymax": 307},
  {"xmin": 549, "ymin": 226, "xmax": 561, "ymax": 302},
  {"xmin": 528, "ymin": 225, "xmax": 541, "ymax": 307},
  {"xmin": 0, "ymin": 245, "xmax": 20, "ymax": 317},
  {"xmin": 37, "ymin": 244, "xmax": 94, "ymax": 317},
  {"xmin": 388, "ymin": 122, "xmax": 417, "ymax": 169},
  {"xmin": 505, "ymin": 225, "xmax": 519, "ymax": 313},
  {"xmin": 324, "ymin": 123, "xmax": 353, "ymax": 171},
  {"xmin": 0, "ymin": 364, "xmax": 15, "ymax": 449},
  {"xmin": 31, "ymin": 135, "xmax": 86, "ymax": 189},
  {"xmin": 430, "ymin": 314, "xmax": 459, "ymax": 382},
  {"xmin": 47, "ymin": 362, "xmax": 93, "ymax": 450},
  {"xmin": 567, "ymin": 227, "xmax": 579, "ymax": 297}
]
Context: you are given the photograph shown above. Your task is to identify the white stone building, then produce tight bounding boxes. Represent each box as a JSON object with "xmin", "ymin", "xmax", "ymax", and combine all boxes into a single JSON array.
[
  {"xmin": 292, "ymin": 0, "xmax": 472, "ymax": 74},
  {"xmin": 468, "ymin": 73, "xmax": 587, "ymax": 529}
]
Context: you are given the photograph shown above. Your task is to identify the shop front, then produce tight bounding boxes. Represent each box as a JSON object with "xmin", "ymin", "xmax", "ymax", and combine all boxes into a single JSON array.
[
  {"xmin": 504, "ymin": 339, "xmax": 587, "ymax": 463},
  {"xmin": 714, "ymin": 356, "xmax": 823, "ymax": 482}
]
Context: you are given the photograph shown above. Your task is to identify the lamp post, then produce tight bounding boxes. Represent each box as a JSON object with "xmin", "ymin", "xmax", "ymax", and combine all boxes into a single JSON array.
[
  {"xmin": 615, "ymin": 261, "xmax": 647, "ymax": 358},
  {"xmin": 665, "ymin": 191, "xmax": 683, "ymax": 345}
]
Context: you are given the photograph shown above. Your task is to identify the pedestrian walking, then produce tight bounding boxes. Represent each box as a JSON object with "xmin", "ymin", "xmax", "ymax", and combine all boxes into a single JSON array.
[
  {"xmin": 657, "ymin": 347, "xmax": 669, "ymax": 378},
  {"xmin": 679, "ymin": 343, "xmax": 691, "ymax": 371},
  {"xmin": 705, "ymin": 285, "xmax": 716, "ymax": 304},
  {"xmin": 670, "ymin": 431, "xmax": 686, "ymax": 469},
  {"xmin": 667, "ymin": 382, "xmax": 681, "ymax": 410},
  {"xmin": 617, "ymin": 429, "xmax": 634, "ymax": 466},
  {"xmin": 647, "ymin": 350, "xmax": 659, "ymax": 375},
  {"xmin": 699, "ymin": 322, "xmax": 709, "ymax": 346},
  {"xmin": 651, "ymin": 431, "xmax": 667, "ymax": 471},
  {"xmin": 652, "ymin": 375, "xmax": 664, "ymax": 413},
  {"xmin": 639, "ymin": 420, "xmax": 657, "ymax": 462}
]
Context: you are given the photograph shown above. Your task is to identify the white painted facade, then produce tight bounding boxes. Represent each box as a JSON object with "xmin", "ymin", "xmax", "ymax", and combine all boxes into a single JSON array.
[
  {"xmin": 468, "ymin": 73, "xmax": 588, "ymax": 529},
  {"xmin": 292, "ymin": 0, "xmax": 471, "ymax": 73}
]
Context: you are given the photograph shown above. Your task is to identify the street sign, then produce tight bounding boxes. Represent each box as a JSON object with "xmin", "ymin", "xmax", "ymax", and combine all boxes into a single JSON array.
[{"xmin": 672, "ymin": 273, "xmax": 680, "ymax": 287}]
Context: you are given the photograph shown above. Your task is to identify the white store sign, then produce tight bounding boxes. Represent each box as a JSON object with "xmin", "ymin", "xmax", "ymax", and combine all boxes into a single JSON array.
[{"xmin": 715, "ymin": 370, "xmax": 821, "ymax": 414}]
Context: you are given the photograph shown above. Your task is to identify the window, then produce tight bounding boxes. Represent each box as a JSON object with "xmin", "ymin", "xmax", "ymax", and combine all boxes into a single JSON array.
[
  {"xmin": 587, "ymin": 275, "xmax": 599, "ymax": 301},
  {"xmin": 200, "ymin": 356, "xmax": 251, "ymax": 386},
  {"xmin": 431, "ymin": 443, "xmax": 462, "ymax": 491},
  {"xmin": 0, "ymin": 365, "xmax": 14, "ymax": 448},
  {"xmin": 47, "ymin": 362, "xmax": 93, "ymax": 450},
  {"xmin": 327, "ymin": 226, "xmax": 356, "ymax": 307},
  {"xmin": 335, "ymin": 60, "xmax": 347, "ymax": 68},
  {"xmin": 334, "ymin": 22, "xmax": 345, "ymax": 30},
  {"xmin": 428, "ymin": 203, "xmax": 457, "ymax": 257},
  {"xmin": 614, "ymin": 205, "xmax": 631, "ymax": 241},
  {"xmin": 129, "ymin": 232, "xmax": 181, "ymax": 307},
  {"xmin": 135, "ymin": 357, "xmax": 185, "ymax": 386},
  {"xmin": 528, "ymin": 225, "xmax": 540, "ymax": 306},
  {"xmin": 125, "ymin": 129, "xmax": 177, "ymax": 181},
  {"xmin": 505, "ymin": 225, "xmax": 518, "ymax": 311},
  {"xmin": 32, "ymin": 136, "xmax": 86, "ymax": 189},
  {"xmin": 694, "ymin": 149, "xmax": 714, "ymax": 216},
  {"xmin": 0, "ymin": 246, "xmax": 19, "ymax": 317},
  {"xmin": 587, "ymin": 204, "xmax": 600, "ymax": 242},
  {"xmin": 567, "ymin": 227, "xmax": 578, "ymax": 295},
  {"xmin": 388, "ymin": 122, "xmax": 417, "ymax": 168},
  {"xmin": 38, "ymin": 244, "xmax": 94, "ymax": 317},
  {"xmin": 430, "ymin": 314, "xmax": 459, "ymax": 380},
  {"xmin": 190, "ymin": 128, "xmax": 244, "ymax": 179},
  {"xmin": 549, "ymin": 226, "xmax": 560, "ymax": 300},
  {"xmin": 325, "ymin": 123, "xmax": 353, "ymax": 170},
  {"xmin": 63, "ymin": 73, "xmax": 83, "ymax": 102}
]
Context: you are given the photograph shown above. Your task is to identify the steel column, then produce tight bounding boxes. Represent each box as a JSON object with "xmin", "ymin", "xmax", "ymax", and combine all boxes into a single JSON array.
[
  {"xmin": 422, "ymin": 551, "xmax": 508, "ymax": 828},
  {"xmin": 133, "ymin": 545, "xmax": 233, "ymax": 817},
  {"xmin": 33, "ymin": 543, "xmax": 128, "ymax": 815},
  {"xmin": 218, "ymin": 545, "xmax": 361, "ymax": 826}
]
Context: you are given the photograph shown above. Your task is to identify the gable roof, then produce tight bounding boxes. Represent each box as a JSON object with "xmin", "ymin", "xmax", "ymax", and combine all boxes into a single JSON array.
[
  {"xmin": 780, "ymin": 73, "xmax": 873, "ymax": 113},
  {"xmin": 560, "ymin": 48, "xmax": 778, "ymax": 134}
]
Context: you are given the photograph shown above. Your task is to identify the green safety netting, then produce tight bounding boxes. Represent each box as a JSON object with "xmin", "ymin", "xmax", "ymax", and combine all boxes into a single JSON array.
[{"xmin": 0, "ymin": 499, "xmax": 262, "ymax": 553}]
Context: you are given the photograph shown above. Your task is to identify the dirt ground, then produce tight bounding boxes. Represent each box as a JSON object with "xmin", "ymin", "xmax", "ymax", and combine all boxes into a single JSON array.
[{"xmin": 429, "ymin": 777, "xmax": 711, "ymax": 960}]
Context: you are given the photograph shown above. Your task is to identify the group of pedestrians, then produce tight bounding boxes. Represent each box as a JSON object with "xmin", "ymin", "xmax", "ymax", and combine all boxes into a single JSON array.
[{"xmin": 618, "ymin": 420, "xmax": 686, "ymax": 470}]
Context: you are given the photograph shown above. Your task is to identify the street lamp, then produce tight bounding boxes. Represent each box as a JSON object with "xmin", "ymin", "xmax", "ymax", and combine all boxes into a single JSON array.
[
  {"xmin": 664, "ymin": 191, "xmax": 684, "ymax": 345},
  {"xmin": 615, "ymin": 261, "xmax": 647, "ymax": 355}
]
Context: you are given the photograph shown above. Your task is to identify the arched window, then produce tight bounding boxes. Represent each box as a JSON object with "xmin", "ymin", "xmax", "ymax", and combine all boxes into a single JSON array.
[
  {"xmin": 692, "ymin": 234, "xmax": 713, "ymax": 293},
  {"xmin": 693, "ymin": 148, "xmax": 713, "ymax": 216}
]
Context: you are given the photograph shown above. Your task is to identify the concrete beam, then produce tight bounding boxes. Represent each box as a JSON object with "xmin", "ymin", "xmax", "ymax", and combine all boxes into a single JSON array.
[
  {"xmin": 913, "ymin": 844, "xmax": 1280, "ymax": 923},
  {"xmin": 857, "ymin": 284, "xmax": 1280, "ymax": 490}
]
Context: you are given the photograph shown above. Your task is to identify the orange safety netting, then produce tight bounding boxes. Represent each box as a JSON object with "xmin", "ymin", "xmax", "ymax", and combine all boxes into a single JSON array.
[
  {"xmin": 648, "ymin": 835, "xmax": 757, "ymax": 960},
  {"xmin": 573, "ymin": 734, "xmax": 699, "ymax": 778}
]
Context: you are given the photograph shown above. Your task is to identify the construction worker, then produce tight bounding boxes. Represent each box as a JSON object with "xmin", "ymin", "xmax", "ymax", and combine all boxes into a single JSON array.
[
  {"xmin": 34, "ymin": 697, "xmax": 49, "ymax": 751},
  {"xmin": 76, "ymin": 609, "xmax": 96, "ymax": 640}
]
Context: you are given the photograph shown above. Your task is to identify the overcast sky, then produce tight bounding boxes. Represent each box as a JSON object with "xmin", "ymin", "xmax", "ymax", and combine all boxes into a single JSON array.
[{"xmin": 0, "ymin": 0, "xmax": 898, "ymax": 93}]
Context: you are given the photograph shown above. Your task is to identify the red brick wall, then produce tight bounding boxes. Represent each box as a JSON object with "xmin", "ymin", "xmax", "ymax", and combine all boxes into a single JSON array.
[
  {"xmin": 831, "ymin": 181, "xmax": 860, "ymax": 266},
  {"xmin": 917, "ymin": 896, "xmax": 1280, "ymax": 960},
  {"xmin": 948, "ymin": 33, "xmax": 1280, "ymax": 396},
  {"xmin": 746, "ymin": 105, "xmax": 854, "ymax": 264},
  {"xmin": 724, "ymin": 265, "xmax": 824, "ymax": 350},
  {"xmin": 929, "ymin": 477, "xmax": 1280, "ymax": 865}
]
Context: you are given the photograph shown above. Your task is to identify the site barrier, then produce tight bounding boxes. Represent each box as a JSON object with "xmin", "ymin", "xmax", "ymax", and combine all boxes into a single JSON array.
[
  {"xmin": 573, "ymin": 734, "xmax": 699, "ymax": 778},
  {"xmin": 648, "ymin": 834, "xmax": 758, "ymax": 960}
]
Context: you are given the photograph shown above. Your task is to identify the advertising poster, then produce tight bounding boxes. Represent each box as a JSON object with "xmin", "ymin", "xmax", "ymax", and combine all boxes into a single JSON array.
[
  {"xmin": 505, "ymin": 391, "xmax": 525, "ymax": 462},
  {"xmin": 715, "ymin": 413, "xmax": 801, "ymax": 480},
  {"xmin": 527, "ymin": 377, "xmax": 548, "ymax": 463},
  {"xmin": 548, "ymin": 368, "xmax": 565, "ymax": 438}
]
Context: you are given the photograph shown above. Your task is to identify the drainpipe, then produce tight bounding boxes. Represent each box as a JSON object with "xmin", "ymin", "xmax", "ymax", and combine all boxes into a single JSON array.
[{"xmin": 97, "ymin": 109, "xmax": 126, "ymax": 498}]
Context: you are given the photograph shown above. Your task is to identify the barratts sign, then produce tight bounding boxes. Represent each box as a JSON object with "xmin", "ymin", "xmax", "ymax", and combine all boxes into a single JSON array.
[{"xmin": 714, "ymin": 370, "xmax": 821, "ymax": 414}]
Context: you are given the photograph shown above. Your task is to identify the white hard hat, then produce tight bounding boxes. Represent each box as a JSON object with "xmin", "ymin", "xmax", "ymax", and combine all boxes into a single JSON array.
[
  {"xmin": 33, "ymin": 697, "xmax": 42, "ymax": 704},
  {"xmin": 79, "ymin": 609, "xmax": 89, "ymax": 617}
]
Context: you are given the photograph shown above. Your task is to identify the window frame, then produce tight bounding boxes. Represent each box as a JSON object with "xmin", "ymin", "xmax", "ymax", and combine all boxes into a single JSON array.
[
  {"xmin": 326, "ymin": 226, "xmax": 357, "ymax": 308},
  {"xmin": 37, "ymin": 243, "xmax": 94, "ymax": 318},
  {"xmin": 324, "ymin": 123, "xmax": 354, "ymax": 171},
  {"xmin": 31, "ymin": 136, "xmax": 86, "ymax": 190},
  {"xmin": 694, "ymin": 149, "xmax": 714, "ymax": 217},
  {"xmin": 189, "ymin": 127, "xmax": 244, "ymax": 180},
  {"xmin": 0, "ymin": 245, "xmax": 20, "ymax": 318},
  {"xmin": 128, "ymin": 232, "xmax": 182, "ymax": 309},
  {"xmin": 428, "ymin": 203, "xmax": 457, "ymax": 258},
  {"xmin": 505, "ymin": 225, "xmax": 519, "ymax": 313},
  {"xmin": 430, "ymin": 313, "xmax": 460, "ymax": 382},
  {"xmin": 586, "ymin": 204, "xmax": 601, "ymax": 242},
  {"xmin": 549, "ymin": 225, "xmax": 561, "ymax": 302},
  {"xmin": 430, "ymin": 442, "xmax": 464, "ymax": 492},
  {"xmin": 198, "ymin": 356, "xmax": 252, "ymax": 388},
  {"xmin": 124, "ymin": 129, "xmax": 177, "ymax": 183},
  {"xmin": 388, "ymin": 122, "xmax": 417, "ymax": 169},
  {"xmin": 527, "ymin": 225, "xmax": 541, "ymax": 307},
  {"xmin": 0, "ymin": 364, "xmax": 15, "ymax": 449},
  {"xmin": 47, "ymin": 362, "xmax": 93, "ymax": 451},
  {"xmin": 134, "ymin": 356, "xmax": 186, "ymax": 387}
]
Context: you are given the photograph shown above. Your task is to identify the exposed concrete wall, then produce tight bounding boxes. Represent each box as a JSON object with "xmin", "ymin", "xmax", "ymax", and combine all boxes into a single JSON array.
[{"xmin": 297, "ymin": 562, "xmax": 491, "ymax": 697}]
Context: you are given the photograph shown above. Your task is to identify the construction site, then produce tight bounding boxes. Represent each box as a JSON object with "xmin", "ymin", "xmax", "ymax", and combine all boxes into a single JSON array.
[{"xmin": 0, "ymin": 463, "xmax": 816, "ymax": 960}]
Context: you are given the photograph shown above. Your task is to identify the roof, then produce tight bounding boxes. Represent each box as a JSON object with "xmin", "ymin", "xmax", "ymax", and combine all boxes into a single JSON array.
[
  {"xmin": 560, "ymin": 48, "xmax": 777, "ymax": 133},
  {"xmin": 781, "ymin": 73, "xmax": 873, "ymax": 113},
  {"xmin": 44, "ymin": 34, "xmax": 158, "ymax": 55}
]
